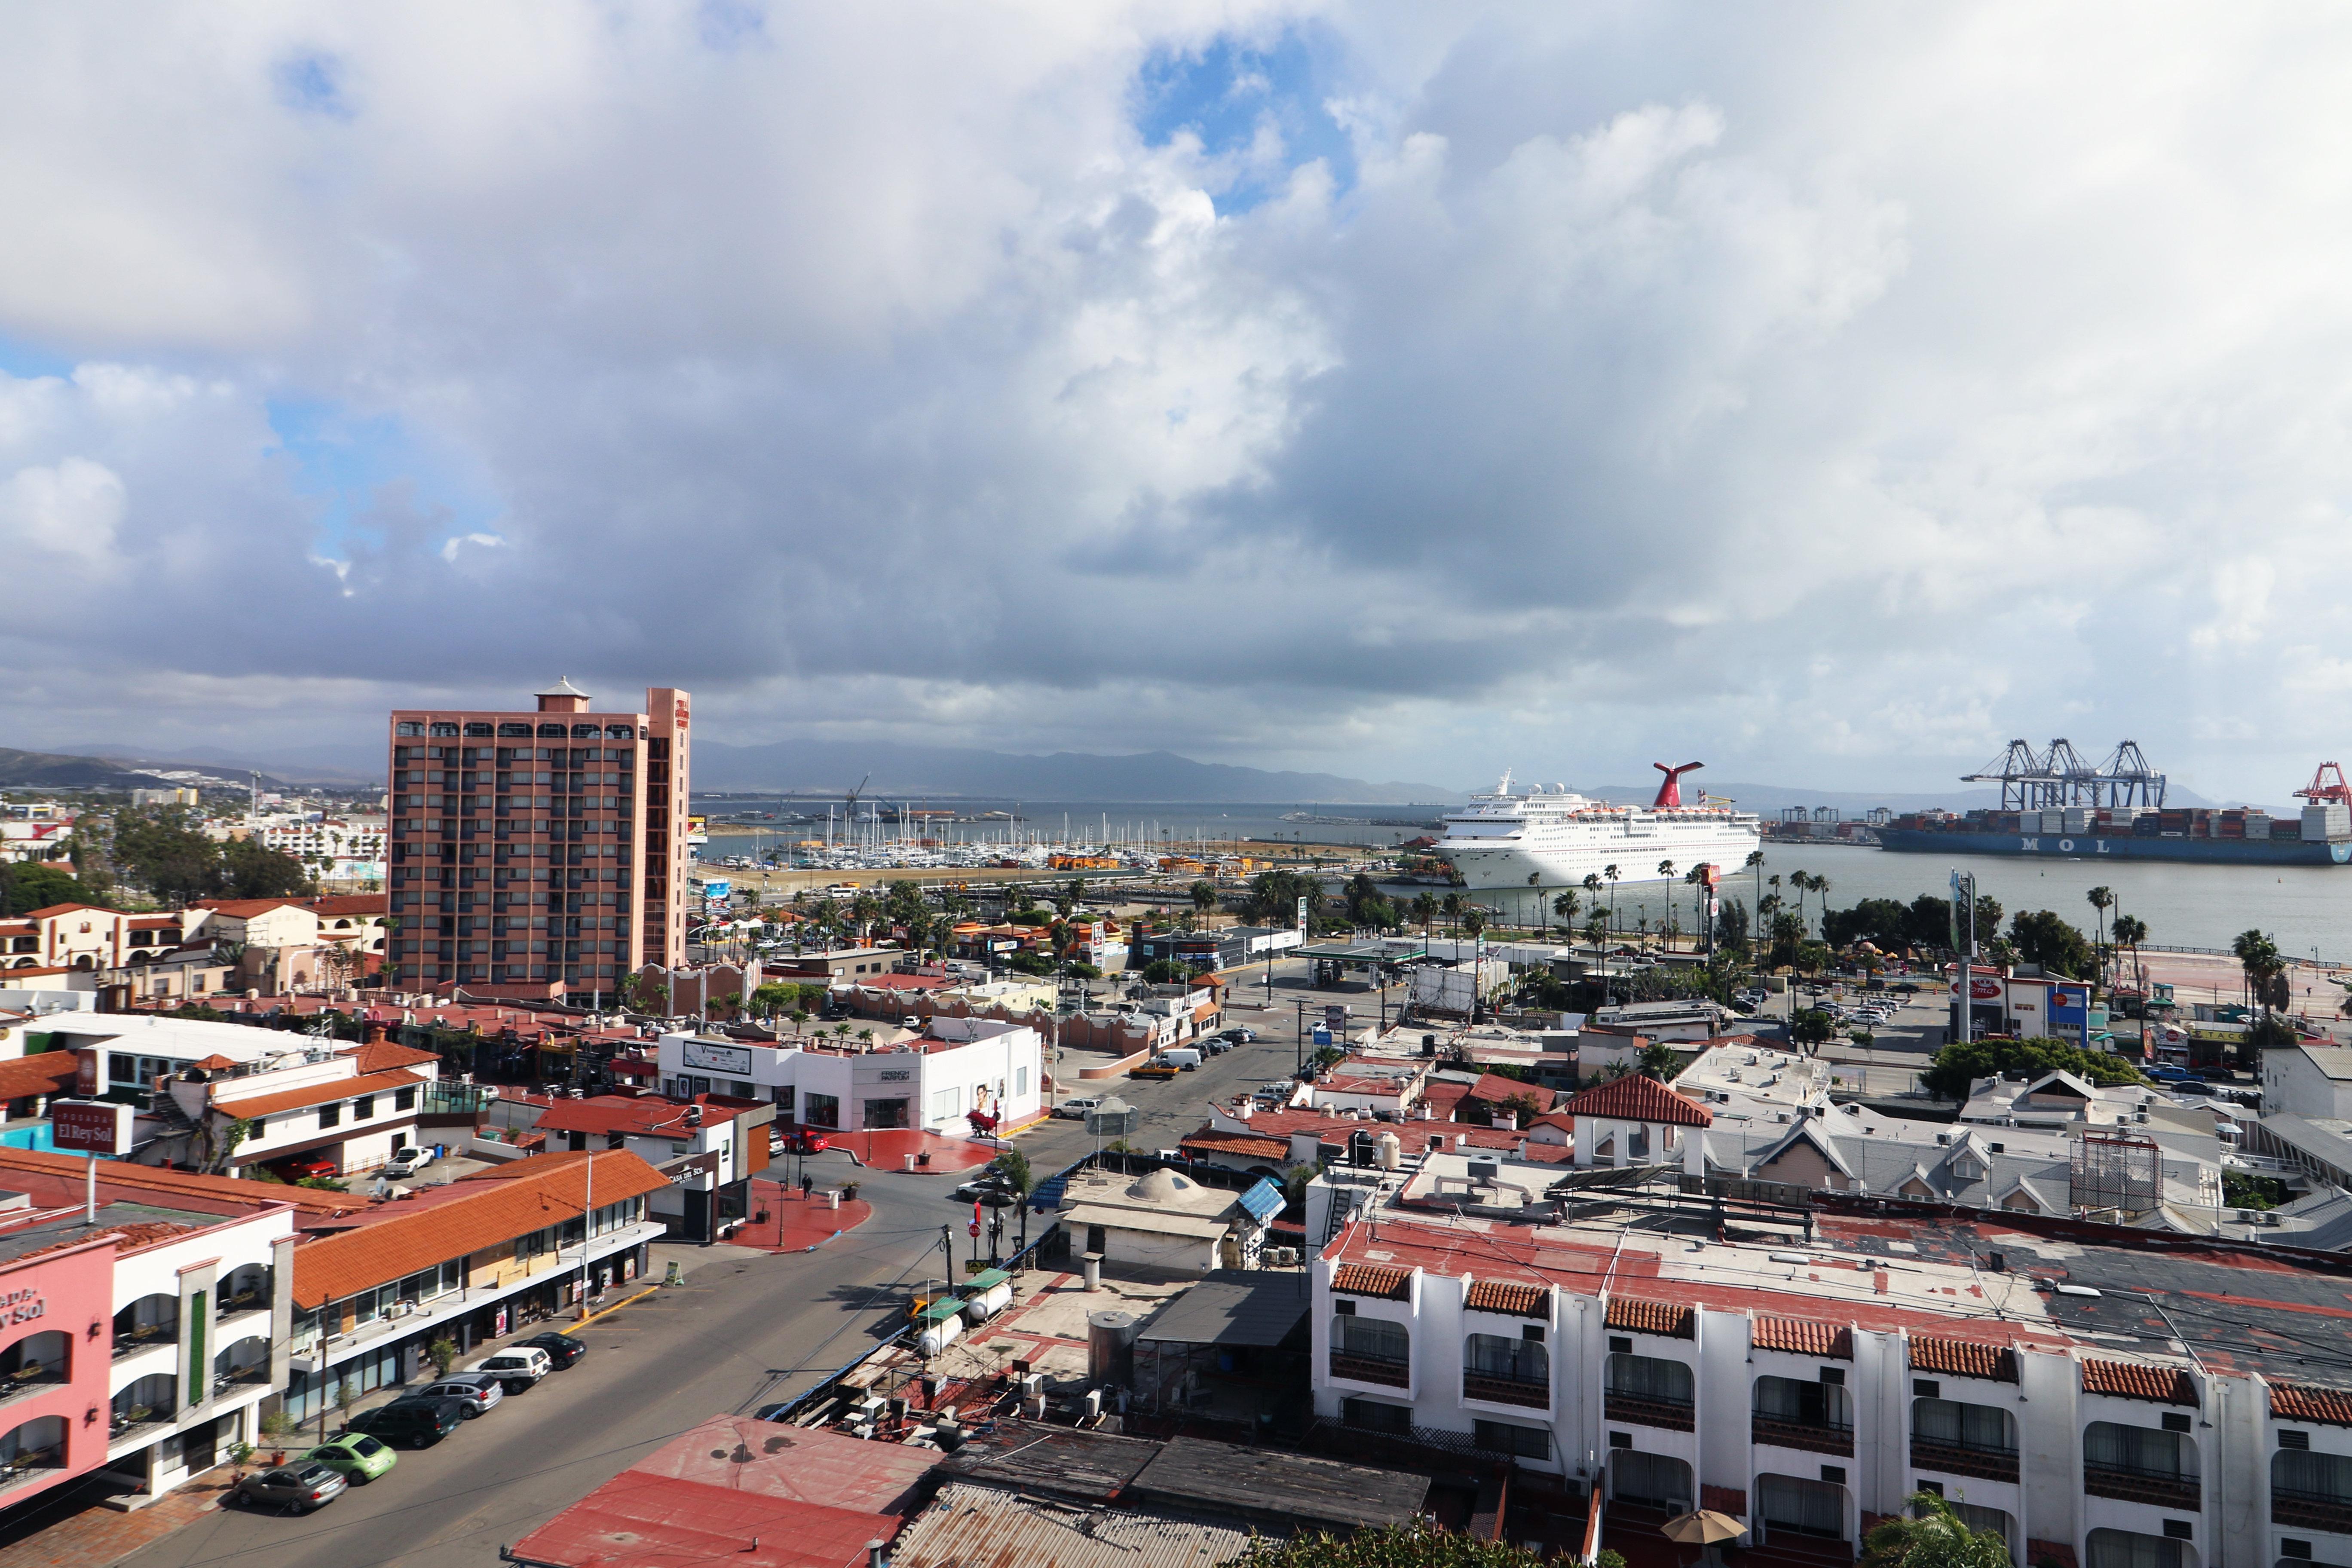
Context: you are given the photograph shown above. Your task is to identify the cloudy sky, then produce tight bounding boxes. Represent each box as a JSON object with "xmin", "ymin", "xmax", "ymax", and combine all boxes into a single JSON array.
[{"xmin": 1, "ymin": 3, "xmax": 2346, "ymax": 800}]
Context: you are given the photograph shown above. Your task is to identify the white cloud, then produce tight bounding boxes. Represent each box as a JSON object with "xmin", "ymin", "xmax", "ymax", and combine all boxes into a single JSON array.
[{"xmin": 0, "ymin": 3, "xmax": 2346, "ymax": 796}]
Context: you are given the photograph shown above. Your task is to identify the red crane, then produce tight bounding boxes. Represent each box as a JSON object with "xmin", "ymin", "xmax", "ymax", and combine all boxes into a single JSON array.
[
  {"xmin": 1651, "ymin": 761, "xmax": 1704, "ymax": 809},
  {"xmin": 2295, "ymin": 763, "xmax": 2352, "ymax": 807}
]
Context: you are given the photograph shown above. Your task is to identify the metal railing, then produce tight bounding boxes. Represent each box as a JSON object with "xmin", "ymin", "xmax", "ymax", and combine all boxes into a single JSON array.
[
  {"xmin": 1604, "ymin": 1390, "xmax": 1695, "ymax": 1431},
  {"xmin": 1751, "ymin": 1413, "xmax": 1854, "ymax": 1457},
  {"xmin": 1462, "ymin": 1369, "xmax": 1550, "ymax": 1410},
  {"xmin": 1329, "ymin": 1351, "xmax": 1411, "ymax": 1389},
  {"xmin": 1910, "ymin": 1436, "xmax": 2018, "ymax": 1484},
  {"xmin": 2082, "ymin": 1464, "xmax": 2199, "ymax": 1510},
  {"xmin": 2271, "ymin": 1486, "xmax": 2352, "ymax": 1534}
]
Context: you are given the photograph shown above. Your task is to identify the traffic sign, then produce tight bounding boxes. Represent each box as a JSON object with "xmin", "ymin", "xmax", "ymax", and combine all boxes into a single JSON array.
[{"xmin": 968, "ymin": 1221, "xmax": 981, "ymax": 1237}]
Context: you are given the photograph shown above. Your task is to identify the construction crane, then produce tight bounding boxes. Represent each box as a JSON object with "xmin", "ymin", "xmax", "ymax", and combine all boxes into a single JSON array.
[
  {"xmin": 1962, "ymin": 739, "xmax": 2167, "ymax": 811},
  {"xmin": 2295, "ymin": 763, "xmax": 2352, "ymax": 808}
]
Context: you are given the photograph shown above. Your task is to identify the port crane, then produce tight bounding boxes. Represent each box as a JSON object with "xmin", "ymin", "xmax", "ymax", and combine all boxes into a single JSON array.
[
  {"xmin": 1962, "ymin": 739, "xmax": 2167, "ymax": 812},
  {"xmin": 2295, "ymin": 763, "xmax": 2352, "ymax": 808}
]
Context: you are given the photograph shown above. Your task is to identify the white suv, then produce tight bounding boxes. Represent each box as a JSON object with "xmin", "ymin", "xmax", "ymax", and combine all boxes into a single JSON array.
[{"xmin": 470, "ymin": 1347, "xmax": 551, "ymax": 1391}]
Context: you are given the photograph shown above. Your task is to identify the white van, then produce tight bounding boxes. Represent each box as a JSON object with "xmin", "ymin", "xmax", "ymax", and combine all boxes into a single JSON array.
[{"xmin": 1160, "ymin": 1048, "xmax": 1203, "ymax": 1071}]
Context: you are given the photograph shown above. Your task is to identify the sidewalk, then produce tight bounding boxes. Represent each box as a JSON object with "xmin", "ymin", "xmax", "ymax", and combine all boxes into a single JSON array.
[
  {"xmin": 820, "ymin": 1128, "xmax": 996, "ymax": 1174},
  {"xmin": 0, "ymin": 1465, "xmax": 235, "ymax": 1568},
  {"xmin": 732, "ymin": 1183, "xmax": 872, "ymax": 1252}
]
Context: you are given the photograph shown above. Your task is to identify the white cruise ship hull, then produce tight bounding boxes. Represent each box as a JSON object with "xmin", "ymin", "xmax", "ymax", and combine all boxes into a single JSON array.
[{"xmin": 1436, "ymin": 826, "xmax": 1761, "ymax": 891}]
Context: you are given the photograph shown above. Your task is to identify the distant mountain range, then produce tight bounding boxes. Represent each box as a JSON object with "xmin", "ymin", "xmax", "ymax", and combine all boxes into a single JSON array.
[
  {"xmin": 689, "ymin": 739, "xmax": 1461, "ymax": 805},
  {"xmin": 0, "ymin": 747, "xmax": 188, "ymax": 791}
]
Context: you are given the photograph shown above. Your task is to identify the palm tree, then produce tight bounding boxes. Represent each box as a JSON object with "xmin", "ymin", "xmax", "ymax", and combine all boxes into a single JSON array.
[
  {"xmin": 1552, "ymin": 888, "xmax": 1580, "ymax": 940},
  {"xmin": 2112, "ymin": 913, "xmax": 2148, "ymax": 989},
  {"xmin": 1683, "ymin": 864, "xmax": 1710, "ymax": 954},
  {"xmin": 1654, "ymin": 860, "xmax": 1678, "ymax": 951},
  {"xmin": 1859, "ymin": 1490, "xmax": 2012, "ymax": 1567},
  {"xmin": 1190, "ymin": 879, "xmax": 1218, "ymax": 927},
  {"xmin": 1440, "ymin": 892, "xmax": 1465, "ymax": 934},
  {"xmin": 1603, "ymin": 864, "xmax": 1620, "ymax": 936},
  {"xmin": 2233, "ymin": 928, "xmax": 2286, "ymax": 1026},
  {"xmin": 2085, "ymin": 886, "xmax": 2114, "ymax": 986},
  {"xmin": 1812, "ymin": 876, "xmax": 1831, "ymax": 938},
  {"xmin": 1409, "ymin": 892, "xmax": 1438, "ymax": 939},
  {"xmin": 1744, "ymin": 848, "xmax": 1766, "ymax": 948}
]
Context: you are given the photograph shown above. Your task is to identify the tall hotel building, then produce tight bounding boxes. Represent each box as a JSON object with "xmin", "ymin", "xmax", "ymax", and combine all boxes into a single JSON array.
[{"xmin": 384, "ymin": 680, "xmax": 691, "ymax": 995}]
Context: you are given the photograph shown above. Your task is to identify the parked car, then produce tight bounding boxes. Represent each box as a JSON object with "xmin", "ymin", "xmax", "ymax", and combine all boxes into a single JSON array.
[
  {"xmin": 1054, "ymin": 1096, "xmax": 1103, "ymax": 1120},
  {"xmin": 2147, "ymin": 1065, "xmax": 2195, "ymax": 1083},
  {"xmin": 304, "ymin": 1433, "xmax": 397, "ymax": 1485},
  {"xmin": 274, "ymin": 1156, "xmax": 339, "ymax": 1182},
  {"xmin": 470, "ymin": 1347, "xmax": 552, "ymax": 1390},
  {"xmin": 2170, "ymin": 1080, "xmax": 2217, "ymax": 1098},
  {"xmin": 1219, "ymin": 1026, "xmax": 1257, "ymax": 1044},
  {"xmin": 383, "ymin": 1146, "xmax": 435, "ymax": 1179},
  {"xmin": 950, "ymin": 1183, "xmax": 1017, "ymax": 1209},
  {"xmin": 234, "ymin": 1460, "xmax": 349, "ymax": 1513},
  {"xmin": 347, "ymin": 1395, "xmax": 466, "ymax": 1449},
  {"xmin": 773, "ymin": 1129, "xmax": 831, "ymax": 1156},
  {"xmin": 519, "ymin": 1330, "xmax": 588, "ymax": 1369},
  {"xmin": 414, "ymin": 1373, "xmax": 504, "ymax": 1418}
]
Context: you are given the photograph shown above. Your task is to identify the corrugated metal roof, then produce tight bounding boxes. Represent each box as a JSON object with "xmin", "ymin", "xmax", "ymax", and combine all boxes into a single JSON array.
[
  {"xmin": 1136, "ymin": 1270, "xmax": 1311, "ymax": 1349},
  {"xmin": 508, "ymin": 1475, "xmax": 895, "ymax": 1568},
  {"xmin": 889, "ymin": 1480, "xmax": 1253, "ymax": 1568},
  {"xmin": 1236, "ymin": 1178, "xmax": 1283, "ymax": 1222}
]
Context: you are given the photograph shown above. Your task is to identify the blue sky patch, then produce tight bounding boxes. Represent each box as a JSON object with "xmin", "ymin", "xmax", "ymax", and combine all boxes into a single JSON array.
[
  {"xmin": 273, "ymin": 52, "xmax": 353, "ymax": 119},
  {"xmin": 0, "ymin": 336, "xmax": 76, "ymax": 381},
  {"xmin": 1133, "ymin": 27, "xmax": 1354, "ymax": 211},
  {"xmin": 267, "ymin": 397, "xmax": 500, "ymax": 561}
]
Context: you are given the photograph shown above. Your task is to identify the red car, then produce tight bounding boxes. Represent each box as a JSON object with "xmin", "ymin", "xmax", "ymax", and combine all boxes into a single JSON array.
[
  {"xmin": 772, "ymin": 1130, "xmax": 830, "ymax": 1156},
  {"xmin": 275, "ymin": 1157, "xmax": 339, "ymax": 1182}
]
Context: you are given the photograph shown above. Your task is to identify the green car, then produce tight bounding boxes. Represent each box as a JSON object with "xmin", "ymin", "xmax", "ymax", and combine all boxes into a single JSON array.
[{"xmin": 305, "ymin": 1432, "xmax": 398, "ymax": 1485}]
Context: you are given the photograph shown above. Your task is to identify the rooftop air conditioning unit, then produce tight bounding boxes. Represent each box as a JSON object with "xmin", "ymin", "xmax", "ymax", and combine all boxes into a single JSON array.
[{"xmin": 1467, "ymin": 1157, "xmax": 1501, "ymax": 1185}]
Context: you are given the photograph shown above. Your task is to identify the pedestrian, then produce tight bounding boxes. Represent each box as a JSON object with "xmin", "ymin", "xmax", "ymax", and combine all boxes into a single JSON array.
[{"xmin": 800, "ymin": 1172, "xmax": 814, "ymax": 1200}]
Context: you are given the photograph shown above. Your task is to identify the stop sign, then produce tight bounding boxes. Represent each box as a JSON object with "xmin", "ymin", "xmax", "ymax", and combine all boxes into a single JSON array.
[{"xmin": 968, "ymin": 1221, "xmax": 981, "ymax": 1237}]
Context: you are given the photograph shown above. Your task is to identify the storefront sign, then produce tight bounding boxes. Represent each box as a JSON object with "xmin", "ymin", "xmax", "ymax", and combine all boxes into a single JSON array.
[
  {"xmin": 681, "ymin": 1040, "xmax": 753, "ymax": 1075},
  {"xmin": 0, "ymin": 1287, "xmax": 43, "ymax": 1326},
  {"xmin": 74, "ymin": 1049, "xmax": 98, "ymax": 1098},
  {"xmin": 51, "ymin": 1100, "xmax": 131, "ymax": 1155}
]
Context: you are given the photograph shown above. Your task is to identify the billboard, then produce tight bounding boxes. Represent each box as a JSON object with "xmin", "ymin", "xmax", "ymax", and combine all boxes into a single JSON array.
[
  {"xmin": 51, "ymin": 1100, "xmax": 132, "ymax": 1156},
  {"xmin": 682, "ymin": 1040, "xmax": 754, "ymax": 1075}
]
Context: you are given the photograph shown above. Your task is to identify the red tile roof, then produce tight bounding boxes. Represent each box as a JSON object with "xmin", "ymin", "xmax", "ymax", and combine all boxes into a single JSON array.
[
  {"xmin": 1464, "ymin": 1073, "xmax": 1555, "ymax": 1111},
  {"xmin": 191, "ymin": 898, "xmax": 308, "ymax": 918},
  {"xmin": 2080, "ymin": 1358, "xmax": 2198, "ymax": 1406},
  {"xmin": 18, "ymin": 904, "xmax": 110, "ymax": 919},
  {"xmin": 1606, "ymin": 1297, "xmax": 1695, "ymax": 1338},
  {"xmin": 1331, "ymin": 1263, "xmax": 1412, "ymax": 1300},
  {"xmin": 302, "ymin": 895, "xmax": 388, "ymax": 918},
  {"xmin": 0, "ymin": 1054, "xmax": 79, "ymax": 1102},
  {"xmin": 1464, "ymin": 1280, "xmax": 1548, "ymax": 1317},
  {"xmin": 290, "ymin": 1151, "xmax": 670, "ymax": 1307},
  {"xmin": 212, "ymin": 1069, "xmax": 424, "ymax": 1120},
  {"xmin": 533, "ymin": 1094, "xmax": 763, "ymax": 1138},
  {"xmin": 2271, "ymin": 1382, "xmax": 2352, "ymax": 1428},
  {"xmin": 1910, "ymin": 1336, "xmax": 2019, "ymax": 1382},
  {"xmin": 1555, "ymin": 1074, "xmax": 1713, "ymax": 1128},
  {"xmin": 352, "ymin": 1041, "xmax": 441, "ymax": 1074},
  {"xmin": 0, "ymin": 1148, "xmax": 366, "ymax": 1214},
  {"xmin": 1753, "ymin": 1316, "xmax": 1853, "ymax": 1359},
  {"xmin": 1178, "ymin": 1132, "xmax": 1290, "ymax": 1160}
]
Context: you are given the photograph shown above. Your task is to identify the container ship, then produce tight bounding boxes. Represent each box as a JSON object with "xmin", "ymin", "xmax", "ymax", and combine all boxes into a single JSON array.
[
  {"xmin": 1877, "ymin": 749, "xmax": 2352, "ymax": 866},
  {"xmin": 1431, "ymin": 763, "xmax": 1761, "ymax": 890}
]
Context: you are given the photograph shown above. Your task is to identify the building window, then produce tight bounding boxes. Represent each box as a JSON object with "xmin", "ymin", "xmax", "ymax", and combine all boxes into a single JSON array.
[
  {"xmin": 1015, "ymin": 1067, "xmax": 1029, "ymax": 1096},
  {"xmin": 2085, "ymin": 1422, "xmax": 2193, "ymax": 1480},
  {"xmin": 394, "ymin": 1087, "xmax": 416, "ymax": 1112},
  {"xmin": 396, "ymin": 721, "xmax": 425, "ymax": 737},
  {"xmin": 1340, "ymin": 1397, "xmax": 1411, "ymax": 1434},
  {"xmin": 1755, "ymin": 1375, "xmax": 1852, "ymax": 1433},
  {"xmin": 1472, "ymin": 1418, "xmax": 1549, "ymax": 1459},
  {"xmin": 1610, "ymin": 1450, "xmax": 1693, "ymax": 1510},
  {"xmin": 319, "ymin": 1103, "xmax": 341, "ymax": 1129},
  {"xmin": 1757, "ymin": 1473, "xmax": 1846, "ymax": 1540},
  {"xmin": 1332, "ymin": 1314, "xmax": 1409, "ymax": 1366},
  {"xmin": 353, "ymin": 1096, "xmax": 374, "ymax": 1119},
  {"xmin": 1464, "ymin": 1333, "xmax": 1549, "ymax": 1391},
  {"xmin": 2084, "ymin": 1530, "xmax": 2184, "ymax": 1568},
  {"xmin": 1913, "ymin": 1397, "xmax": 2016, "ymax": 1456},
  {"xmin": 802, "ymin": 1093, "xmax": 839, "ymax": 1128},
  {"xmin": 2272, "ymin": 1447, "xmax": 2352, "ymax": 1516}
]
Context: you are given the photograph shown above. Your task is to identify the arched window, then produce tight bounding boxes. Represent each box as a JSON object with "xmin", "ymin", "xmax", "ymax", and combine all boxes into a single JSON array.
[
  {"xmin": 113, "ymin": 1293, "xmax": 178, "ymax": 1354},
  {"xmin": 1463, "ymin": 1333, "xmax": 1549, "ymax": 1406},
  {"xmin": 0, "ymin": 1415, "xmax": 64, "ymax": 1481},
  {"xmin": 2084, "ymin": 1528, "xmax": 2184, "ymax": 1568},
  {"xmin": 111, "ymin": 1373, "xmax": 175, "ymax": 1434},
  {"xmin": 0, "ymin": 1331, "xmax": 67, "ymax": 1397},
  {"xmin": 1609, "ymin": 1450, "xmax": 1692, "ymax": 1510},
  {"xmin": 1912, "ymin": 1396, "xmax": 2016, "ymax": 1455}
]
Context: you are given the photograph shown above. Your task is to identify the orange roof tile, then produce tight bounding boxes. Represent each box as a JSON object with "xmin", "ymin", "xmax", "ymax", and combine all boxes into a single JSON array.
[
  {"xmin": 212, "ymin": 1069, "xmax": 424, "ymax": 1120},
  {"xmin": 1910, "ymin": 1336, "xmax": 2019, "ymax": 1382},
  {"xmin": 353, "ymin": 1041, "xmax": 441, "ymax": 1074},
  {"xmin": 1331, "ymin": 1263, "xmax": 1412, "ymax": 1300},
  {"xmin": 191, "ymin": 898, "xmax": 308, "ymax": 918},
  {"xmin": 1753, "ymin": 1316, "xmax": 1853, "ymax": 1359},
  {"xmin": 1606, "ymin": 1297, "xmax": 1695, "ymax": 1338},
  {"xmin": 0, "ymin": 1054, "xmax": 79, "ymax": 1102},
  {"xmin": 1555, "ymin": 1075, "xmax": 1712, "ymax": 1129},
  {"xmin": 1178, "ymin": 1132, "xmax": 1289, "ymax": 1159},
  {"xmin": 2271, "ymin": 1382, "xmax": 2352, "ymax": 1428},
  {"xmin": 290, "ymin": 1152, "xmax": 670, "ymax": 1308},
  {"xmin": 1464, "ymin": 1280, "xmax": 1548, "ymax": 1318},
  {"xmin": 0, "ymin": 1148, "xmax": 365, "ymax": 1214},
  {"xmin": 2080, "ymin": 1358, "xmax": 2198, "ymax": 1406}
]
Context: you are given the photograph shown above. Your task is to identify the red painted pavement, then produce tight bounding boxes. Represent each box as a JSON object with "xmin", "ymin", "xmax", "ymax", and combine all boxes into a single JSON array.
[
  {"xmin": 812, "ymin": 1127, "xmax": 998, "ymax": 1173},
  {"xmin": 735, "ymin": 1183, "xmax": 872, "ymax": 1251}
]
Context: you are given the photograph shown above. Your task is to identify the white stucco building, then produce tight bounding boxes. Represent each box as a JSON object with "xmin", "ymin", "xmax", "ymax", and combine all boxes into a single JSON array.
[{"xmin": 655, "ymin": 1016, "xmax": 1042, "ymax": 1134}]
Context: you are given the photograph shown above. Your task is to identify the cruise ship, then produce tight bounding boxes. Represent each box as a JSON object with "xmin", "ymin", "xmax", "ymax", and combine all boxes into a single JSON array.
[{"xmin": 1430, "ymin": 764, "xmax": 1762, "ymax": 891}]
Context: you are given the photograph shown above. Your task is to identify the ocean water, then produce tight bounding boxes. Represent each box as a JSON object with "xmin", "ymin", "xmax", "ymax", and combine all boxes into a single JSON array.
[
  {"xmin": 692, "ymin": 792, "xmax": 2352, "ymax": 959},
  {"xmin": 1451, "ymin": 842, "xmax": 2352, "ymax": 962}
]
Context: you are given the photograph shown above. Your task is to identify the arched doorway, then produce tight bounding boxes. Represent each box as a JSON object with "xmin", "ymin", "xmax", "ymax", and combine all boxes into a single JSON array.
[
  {"xmin": 0, "ymin": 1330, "xmax": 67, "ymax": 1398},
  {"xmin": 0, "ymin": 1415, "xmax": 64, "ymax": 1483}
]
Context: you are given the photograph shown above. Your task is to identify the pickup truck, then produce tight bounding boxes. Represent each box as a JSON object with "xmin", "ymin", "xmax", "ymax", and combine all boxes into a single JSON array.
[{"xmin": 1130, "ymin": 1062, "xmax": 1180, "ymax": 1081}]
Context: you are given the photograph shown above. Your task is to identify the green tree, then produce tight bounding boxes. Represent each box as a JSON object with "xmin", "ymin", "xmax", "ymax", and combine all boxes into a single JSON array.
[
  {"xmin": 989, "ymin": 1146, "xmax": 1034, "ymax": 1196},
  {"xmin": 1191, "ymin": 880, "xmax": 1221, "ymax": 926},
  {"xmin": 1460, "ymin": 906, "xmax": 1488, "ymax": 939},
  {"xmin": 2233, "ymin": 928, "xmax": 2287, "ymax": 1024},
  {"xmin": 1550, "ymin": 888, "xmax": 1579, "ymax": 932},
  {"xmin": 1141, "ymin": 958, "xmax": 1194, "ymax": 984},
  {"xmin": 1859, "ymin": 1491, "xmax": 2013, "ymax": 1568},
  {"xmin": 1823, "ymin": 897, "xmax": 1912, "ymax": 951},
  {"xmin": 1242, "ymin": 868, "xmax": 1323, "ymax": 928},
  {"xmin": 1921, "ymin": 1035, "xmax": 2147, "ymax": 1102},
  {"xmin": 2111, "ymin": 913, "xmax": 2149, "ymax": 977},
  {"xmin": 2085, "ymin": 885, "xmax": 2114, "ymax": 981},
  {"xmin": 1409, "ymin": 892, "xmax": 1438, "ymax": 937},
  {"xmin": 1636, "ymin": 1041, "xmax": 1681, "ymax": 1080},
  {"xmin": 1791, "ymin": 1008, "xmax": 1835, "ymax": 1047},
  {"xmin": 0, "ymin": 861, "xmax": 89, "ymax": 917},
  {"xmin": 1223, "ymin": 1522, "xmax": 1556, "ymax": 1568},
  {"xmin": 2009, "ymin": 910, "xmax": 2095, "ymax": 979}
]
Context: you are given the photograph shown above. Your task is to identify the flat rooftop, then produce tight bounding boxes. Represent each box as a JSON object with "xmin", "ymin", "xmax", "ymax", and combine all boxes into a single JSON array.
[
  {"xmin": 0, "ymin": 1200, "xmax": 222, "ymax": 1264},
  {"xmin": 1330, "ymin": 1195, "xmax": 2352, "ymax": 1393}
]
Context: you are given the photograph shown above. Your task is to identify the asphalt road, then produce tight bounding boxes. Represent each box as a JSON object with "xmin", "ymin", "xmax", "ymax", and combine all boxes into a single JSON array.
[
  {"xmin": 113, "ymin": 1167, "xmax": 959, "ymax": 1568},
  {"xmin": 105, "ymin": 963, "xmax": 1365, "ymax": 1568}
]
